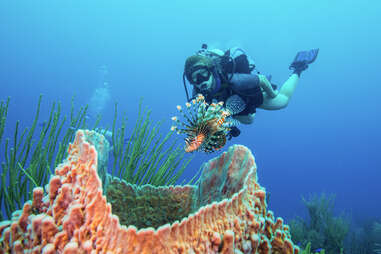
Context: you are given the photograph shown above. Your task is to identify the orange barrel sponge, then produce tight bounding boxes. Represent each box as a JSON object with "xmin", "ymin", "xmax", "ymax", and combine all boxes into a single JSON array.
[{"xmin": 0, "ymin": 129, "xmax": 299, "ymax": 254}]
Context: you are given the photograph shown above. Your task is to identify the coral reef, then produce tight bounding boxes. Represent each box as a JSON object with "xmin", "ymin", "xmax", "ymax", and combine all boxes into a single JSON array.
[
  {"xmin": 106, "ymin": 179, "xmax": 196, "ymax": 229},
  {"xmin": 373, "ymin": 221, "xmax": 381, "ymax": 254},
  {"xmin": 345, "ymin": 218, "xmax": 375, "ymax": 254},
  {"xmin": 289, "ymin": 193, "xmax": 348, "ymax": 254},
  {"xmin": 0, "ymin": 129, "xmax": 298, "ymax": 253}
]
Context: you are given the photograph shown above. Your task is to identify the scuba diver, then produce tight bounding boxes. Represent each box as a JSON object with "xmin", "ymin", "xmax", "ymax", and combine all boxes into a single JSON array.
[{"xmin": 183, "ymin": 44, "xmax": 319, "ymax": 139}]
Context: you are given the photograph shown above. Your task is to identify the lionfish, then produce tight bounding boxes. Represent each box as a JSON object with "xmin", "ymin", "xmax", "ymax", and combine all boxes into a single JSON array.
[{"xmin": 171, "ymin": 94, "xmax": 246, "ymax": 153}]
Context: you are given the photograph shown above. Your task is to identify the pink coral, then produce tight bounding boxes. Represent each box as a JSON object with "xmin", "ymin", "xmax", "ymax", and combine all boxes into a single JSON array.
[{"xmin": 0, "ymin": 129, "xmax": 298, "ymax": 253}]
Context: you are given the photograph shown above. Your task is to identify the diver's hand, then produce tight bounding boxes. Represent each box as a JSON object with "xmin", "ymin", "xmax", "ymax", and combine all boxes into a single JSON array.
[
  {"xmin": 258, "ymin": 75, "xmax": 277, "ymax": 98},
  {"xmin": 227, "ymin": 126, "xmax": 241, "ymax": 140}
]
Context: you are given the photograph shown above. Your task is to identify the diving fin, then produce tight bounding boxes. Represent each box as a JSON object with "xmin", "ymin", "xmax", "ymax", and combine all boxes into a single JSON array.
[{"xmin": 289, "ymin": 48, "xmax": 319, "ymax": 76}]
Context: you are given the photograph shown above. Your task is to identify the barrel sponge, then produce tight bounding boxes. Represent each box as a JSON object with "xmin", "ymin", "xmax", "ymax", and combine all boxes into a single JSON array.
[{"xmin": 0, "ymin": 129, "xmax": 299, "ymax": 254}]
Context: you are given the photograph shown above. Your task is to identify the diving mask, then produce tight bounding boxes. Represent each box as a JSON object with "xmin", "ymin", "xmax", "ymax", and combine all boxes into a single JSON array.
[{"xmin": 191, "ymin": 66, "xmax": 211, "ymax": 85}]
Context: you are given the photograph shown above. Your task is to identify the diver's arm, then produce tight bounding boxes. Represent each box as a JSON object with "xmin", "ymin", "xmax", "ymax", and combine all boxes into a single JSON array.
[
  {"xmin": 257, "ymin": 74, "xmax": 278, "ymax": 98},
  {"xmin": 230, "ymin": 74, "xmax": 277, "ymax": 98}
]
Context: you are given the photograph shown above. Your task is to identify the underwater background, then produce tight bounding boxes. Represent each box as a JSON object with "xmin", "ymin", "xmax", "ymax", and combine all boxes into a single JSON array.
[{"xmin": 1, "ymin": 0, "xmax": 380, "ymax": 251}]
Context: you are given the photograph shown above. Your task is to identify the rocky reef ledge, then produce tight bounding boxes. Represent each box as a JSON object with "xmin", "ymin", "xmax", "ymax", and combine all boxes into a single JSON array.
[{"xmin": 0, "ymin": 129, "xmax": 298, "ymax": 253}]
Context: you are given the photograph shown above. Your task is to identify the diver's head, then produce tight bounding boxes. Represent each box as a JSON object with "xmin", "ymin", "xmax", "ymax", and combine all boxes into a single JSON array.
[{"xmin": 184, "ymin": 55, "xmax": 217, "ymax": 94}]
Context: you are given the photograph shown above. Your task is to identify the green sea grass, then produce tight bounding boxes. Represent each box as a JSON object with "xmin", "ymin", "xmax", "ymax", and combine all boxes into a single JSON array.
[
  {"xmin": 0, "ymin": 97, "xmax": 9, "ymax": 145},
  {"xmin": 110, "ymin": 100, "xmax": 193, "ymax": 187},
  {"xmin": 300, "ymin": 242, "xmax": 326, "ymax": 254},
  {"xmin": 0, "ymin": 95, "xmax": 88, "ymax": 220},
  {"xmin": 0, "ymin": 96, "xmax": 193, "ymax": 220},
  {"xmin": 289, "ymin": 193, "xmax": 349, "ymax": 254}
]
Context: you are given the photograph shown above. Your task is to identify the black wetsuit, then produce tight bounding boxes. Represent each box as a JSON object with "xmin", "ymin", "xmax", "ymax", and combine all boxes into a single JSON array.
[{"xmin": 193, "ymin": 73, "xmax": 264, "ymax": 116}]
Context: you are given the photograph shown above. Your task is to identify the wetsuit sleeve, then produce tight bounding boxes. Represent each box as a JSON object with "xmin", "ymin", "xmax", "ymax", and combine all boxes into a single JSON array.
[{"xmin": 229, "ymin": 74, "xmax": 261, "ymax": 96}]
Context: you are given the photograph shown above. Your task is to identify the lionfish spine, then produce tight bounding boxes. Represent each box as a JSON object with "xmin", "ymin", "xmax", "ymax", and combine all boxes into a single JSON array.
[
  {"xmin": 176, "ymin": 105, "xmax": 197, "ymax": 127},
  {"xmin": 173, "ymin": 93, "xmax": 229, "ymax": 153}
]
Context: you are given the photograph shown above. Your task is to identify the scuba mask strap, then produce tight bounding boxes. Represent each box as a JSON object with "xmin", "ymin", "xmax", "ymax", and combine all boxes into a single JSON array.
[{"xmin": 210, "ymin": 68, "xmax": 221, "ymax": 94}]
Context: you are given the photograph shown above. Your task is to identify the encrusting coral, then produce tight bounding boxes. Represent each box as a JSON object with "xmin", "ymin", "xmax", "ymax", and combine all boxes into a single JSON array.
[{"xmin": 0, "ymin": 129, "xmax": 298, "ymax": 253}]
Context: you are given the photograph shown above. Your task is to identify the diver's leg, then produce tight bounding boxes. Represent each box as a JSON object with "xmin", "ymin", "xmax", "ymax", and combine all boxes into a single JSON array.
[
  {"xmin": 260, "ymin": 49, "xmax": 319, "ymax": 110},
  {"xmin": 279, "ymin": 73, "xmax": 299, "ymax": 99},
  {"xmin": 259, "ymin": 74, "xmax": 299, "ymax": 110}
]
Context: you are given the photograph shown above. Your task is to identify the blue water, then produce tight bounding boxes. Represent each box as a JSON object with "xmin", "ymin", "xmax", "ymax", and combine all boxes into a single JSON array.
[{"xmin": 1, "ymin": 0, "xmax": 380, "ymax": 227}]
